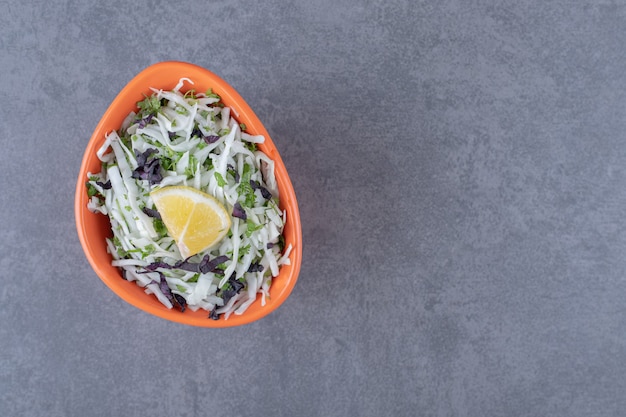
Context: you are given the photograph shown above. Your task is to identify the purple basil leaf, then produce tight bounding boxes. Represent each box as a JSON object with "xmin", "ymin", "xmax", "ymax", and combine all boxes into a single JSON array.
[
  {"xmin": 232, "ymin": 202, "xmax": 247, "ymax": 220},
  {"xmin": 216, "ymin": 274, "xmax": 243, "ymax": 305},
  {"xmin": 204, "ymin": 135, "xmax": 220, "ymax": 144},
  {"xmin": 199, "ymin": 255, "xmax": 230, "ymax": 274},
  {"xmin": 96, "ymin": 180, "xmax": 111, "ymax": 189},
  {"xmin": 135, "ymin": 148, "xmax": 156, "ymax": 166},
  {"xmin": 143, "ymin": 254, "xmax": 230, "ymax": 277},
  {"xmin": 227, "ymin": 164, "xmax": 240, "ymax": 183},
  {"xmin": 228, "ymin": 273, "xmax": 245, "ymax": 293},
  {"xmin": 259, "ymin": 186, "xmax": 272, "ymax": 199},
  {"xmin": 191, "ymin": 127, "xmax": 202, "ymax": 138},
  {"xmin": 173, "ymin": 259, "xmax": 200, "ymax": 273},
  {"xmin": 173, "ymin": 294, "xmax": 187, "ymax": 313},
  {"xmin": 197, "ymin": 255, "xmax": 211, "ymax": 273},
  {"xmin": 142, "ymin": 162, "xmax": 162, "ymax": 185},
  {"xmin": 138, "ymin": 113, "xmax": 154, "ymax": 128},
  {"xmin": 220, "ymin": 286, "xmax": 236, "ymax": 303},
  {"xmin": 149, "ymin": 172, "xmax": 163, "ymax": 185},
  {"xmin": 248, "ymin": 262, "xmax": 264, "ymax": 273},
  {"xmin": 144, "ymin": 158, "xmax": 161, "ymax": 175},
  {"xmin": 209, "ymin": 308, "xmax": 220, "ymax": 320},
  {"xmin": 221, "ymin": 288, "xmax": 237, "ymax": 304},
  {"xmin": 158, "ymin": 272, "xmax": 174, "ymax": 303},
  {"xmin": 132, "ymin": 148, "xmax": 162, "ymax": 185},
  {"xmin": 144, "ymin": 261, "xmax": 173, "ymax": 272},
  {"xmin": 213, "ymin": 255, "xmax": 231, "ymax": 266},
  {"xmin": 250, "ymin": 179, "xmax": 272, "ymax": 199},
  {"xmin": 142, "ymin": 207, "xmax": 161, "ymax": 219}
]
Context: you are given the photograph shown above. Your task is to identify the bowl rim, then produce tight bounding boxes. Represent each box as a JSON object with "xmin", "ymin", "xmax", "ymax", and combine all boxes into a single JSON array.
[{"xmin": 75, "ymin": 61, "xmax": 302, "ymax": 327}]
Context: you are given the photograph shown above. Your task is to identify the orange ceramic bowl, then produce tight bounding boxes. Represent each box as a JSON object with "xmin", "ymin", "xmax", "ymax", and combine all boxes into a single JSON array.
[{"xmin": 75, "ymin": 61, "xmax": 302, "ymax": 327}]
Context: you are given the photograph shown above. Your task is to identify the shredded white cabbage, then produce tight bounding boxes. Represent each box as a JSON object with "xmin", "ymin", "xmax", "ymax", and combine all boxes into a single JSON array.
[{"xmin": 86, "ymin": 79, "xmax": 291, "ymax": 320}]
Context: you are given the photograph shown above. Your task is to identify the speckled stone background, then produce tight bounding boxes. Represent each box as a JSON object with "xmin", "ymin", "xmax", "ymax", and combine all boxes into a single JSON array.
[{"xmin": 2, "ymin": 0, "xmax": 626, "ymax": 416}]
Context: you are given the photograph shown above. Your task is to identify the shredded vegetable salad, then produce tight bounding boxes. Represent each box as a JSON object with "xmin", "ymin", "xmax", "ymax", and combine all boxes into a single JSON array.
[{"xmin": 86, "ymin": 78, "xmax": 292, "ymax": 320}]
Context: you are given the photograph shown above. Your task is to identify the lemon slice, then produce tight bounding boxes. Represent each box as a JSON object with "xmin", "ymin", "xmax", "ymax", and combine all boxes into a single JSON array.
[{"xmin": 150, "ymin": 186, "xmax": 231, "ymax": 259}]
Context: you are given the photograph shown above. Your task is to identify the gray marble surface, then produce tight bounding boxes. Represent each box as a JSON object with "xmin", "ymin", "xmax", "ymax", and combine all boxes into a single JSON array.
[{"xmin": 2, "ymin": 1, "xmax": 626, "ymax": 416}]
